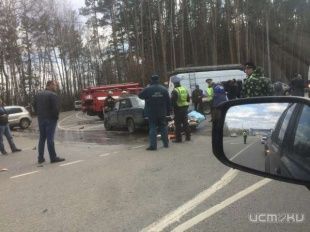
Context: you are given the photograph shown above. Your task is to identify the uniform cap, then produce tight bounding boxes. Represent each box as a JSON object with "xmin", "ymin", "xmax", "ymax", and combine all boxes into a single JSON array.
[
  {"xmin": 244, "ymin": 62, "xmax": 256, "ymax": 70},
  {"xmin": 171, "ymin": 76, "xmax": 181, "ymax": 83},
  {"xmin": 151, "ymin": 75, "xmax": 160, "ymax": 81}
]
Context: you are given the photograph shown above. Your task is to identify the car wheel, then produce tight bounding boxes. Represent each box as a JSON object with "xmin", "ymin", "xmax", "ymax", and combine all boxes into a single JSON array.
[
  {"xmin": 104, "ymin": 119, "xmax": 112, "ymax": 131},
  {"xmin": 127, "ymin": 118, "xmax": 135, "ymax": 133},
  {"xmin": 20, "ymin": 118, "xmax": 30, "ymax": 129}
]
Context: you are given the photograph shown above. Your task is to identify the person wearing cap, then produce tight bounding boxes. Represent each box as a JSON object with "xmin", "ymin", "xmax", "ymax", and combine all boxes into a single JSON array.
[
  {"xmin": 104, "ymin": 90, "xmax": 116, "ymax": 112},
  {"xmin": 171, "ymin": 76, "xmax": 191, "ymax": 143},
  {"xmin": 138, "ymin": 75, "xmax": 171, "ymax": 151},
  {"xmin": 241, "ymin": 62, "xmax": 273, "ymax": 98}
]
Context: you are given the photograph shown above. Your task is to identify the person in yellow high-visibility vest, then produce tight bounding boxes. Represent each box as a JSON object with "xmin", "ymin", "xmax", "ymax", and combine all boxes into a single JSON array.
[
  {"xmin": 205, "ymin": 79, "xmax": 214, "ymax": 121},
  {"xmin": 171, "ymin": 76, "xmax": 191, "ymax": 143}
]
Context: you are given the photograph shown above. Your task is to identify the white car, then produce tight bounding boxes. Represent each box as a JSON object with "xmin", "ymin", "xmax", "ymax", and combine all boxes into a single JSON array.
[
  {"xmin": 261, "ymin": 136, "xmax": 267, "ymax": 144},
  {"xmin": 4, "ymin": 106, "xmax": 32, "ymax": 129}
]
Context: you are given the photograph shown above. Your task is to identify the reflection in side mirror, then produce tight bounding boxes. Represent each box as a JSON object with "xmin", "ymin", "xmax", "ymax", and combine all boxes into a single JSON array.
[{"xmin": 223, "ymin": 102, "xmax": 310, "ymax": 182}]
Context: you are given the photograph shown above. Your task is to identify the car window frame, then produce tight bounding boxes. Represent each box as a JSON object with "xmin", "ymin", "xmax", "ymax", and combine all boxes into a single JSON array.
[
  {"xmin": 119, "ymin": 98, "xmax": 132, "ymax": 110},
  {"xmin": 272, "ymin": 103, "xmax": 298, "ymax": 149},
  {"xmin": 289, "ymin": 104, "xmax": 310, "ymax": 157},
  {"xmin": 5, "ymin": 107, "xmax": 23, "ymax": 114}
]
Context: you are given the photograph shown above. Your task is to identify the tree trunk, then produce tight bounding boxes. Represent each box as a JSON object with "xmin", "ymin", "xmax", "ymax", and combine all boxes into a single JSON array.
[{"xmin": 157, "ymin": 1, "xmax": 168, "ymax": 80}]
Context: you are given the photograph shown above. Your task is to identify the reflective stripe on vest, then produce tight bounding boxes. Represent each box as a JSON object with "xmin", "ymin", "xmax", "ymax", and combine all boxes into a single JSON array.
[{"xmin": 175, "ymin": 86, "xmax": 189, "ymax": 107}]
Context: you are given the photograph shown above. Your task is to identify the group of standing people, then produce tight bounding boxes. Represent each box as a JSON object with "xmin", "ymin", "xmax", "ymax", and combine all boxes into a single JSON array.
[
  {"xmin": 1, "ymin": 61, "xmax": 307, "ymax": 161},
  {"xmin": 138, "ymin": 75, "xmax": 191, "ymax": 150}
]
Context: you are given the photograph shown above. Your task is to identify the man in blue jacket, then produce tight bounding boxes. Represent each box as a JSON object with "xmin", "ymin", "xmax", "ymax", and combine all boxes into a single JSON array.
[
  {"xmin": 138, "ymin": 75, "xmax": 171, "ymax": 151},
  {"xmin": 33, "ymin": 80, "xmax": 65, "ymax": 164}
]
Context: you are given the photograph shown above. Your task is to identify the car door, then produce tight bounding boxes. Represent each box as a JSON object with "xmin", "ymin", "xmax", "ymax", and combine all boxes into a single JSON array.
[
  {"xmin": 5, "ymin": 107, "xmax": 23, "ymax": 125},
  {"xmin": 117, "ymin": 98, "xmax": 133, "ymax": 127},
  {"xmin": 108, "ymin": 101, "xmax": 119, "ymax": 127}
]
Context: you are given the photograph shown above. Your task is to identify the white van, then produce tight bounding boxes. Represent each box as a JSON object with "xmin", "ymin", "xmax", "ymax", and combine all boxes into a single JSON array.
[{"xmin": 168, "ymin": 64, "xmax": 247, "ymax": 95}]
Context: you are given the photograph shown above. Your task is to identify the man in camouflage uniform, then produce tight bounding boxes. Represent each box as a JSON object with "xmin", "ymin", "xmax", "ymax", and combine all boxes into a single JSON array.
[{"xmin": 241, "ymin": 62, "xmax": 273, "ymax": 98}]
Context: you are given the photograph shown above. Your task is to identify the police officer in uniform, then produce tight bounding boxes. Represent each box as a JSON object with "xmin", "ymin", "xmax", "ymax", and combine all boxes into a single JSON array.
[
  {"xmin": 138, "ymin": 75, "xmax": 171, "ymax": 151},
  {"xmin": 171, "ymin": 76, "xmax": 191, "ymax": 143}
]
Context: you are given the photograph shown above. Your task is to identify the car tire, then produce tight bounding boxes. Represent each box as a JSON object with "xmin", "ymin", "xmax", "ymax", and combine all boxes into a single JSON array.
[
  {"xmin": 104, "ymin": 119, "xmax": 112, "ymax": 131},
  {"xmin": 127, "ymin": 118, "xmax": 135, "ymax": 134},
  {"xmin": 20, "ymin": 118, "xmax": 31, "ymax": 129}
]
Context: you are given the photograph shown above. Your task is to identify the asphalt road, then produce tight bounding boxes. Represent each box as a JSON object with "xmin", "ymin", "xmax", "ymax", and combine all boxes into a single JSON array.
[
  {"xmin": 224, "ymin": 136, "xmax": 266, "ymax": 172},
  {"xmin": 0, "ymin": 111, "xmax": 309, "ymax": 232}
]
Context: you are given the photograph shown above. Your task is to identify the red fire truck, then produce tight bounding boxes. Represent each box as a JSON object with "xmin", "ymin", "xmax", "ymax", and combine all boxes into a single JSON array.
[{"xmin": 81, "ymin": 83, "xmax": 142, "ymax": 119}]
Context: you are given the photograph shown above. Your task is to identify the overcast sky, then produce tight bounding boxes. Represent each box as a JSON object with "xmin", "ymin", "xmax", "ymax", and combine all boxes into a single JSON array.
[
  {"xmin": 69, "ymin": 0, "xmax": 85, "ymax": 11},
  {"xmin": 225, "ymin": 103, "xmax": 289, "ymax": 130}
]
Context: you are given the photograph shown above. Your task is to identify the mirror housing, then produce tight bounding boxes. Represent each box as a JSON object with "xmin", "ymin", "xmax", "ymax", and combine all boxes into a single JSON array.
[{"xmin": 212, "ymin": 96, "xmax": 310, "ymax": 187}]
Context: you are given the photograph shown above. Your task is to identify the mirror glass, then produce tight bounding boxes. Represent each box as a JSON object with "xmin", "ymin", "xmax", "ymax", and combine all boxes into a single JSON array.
[{"xmin": 224, "ymin": 103, "xmax": 310, "ymax": 182}]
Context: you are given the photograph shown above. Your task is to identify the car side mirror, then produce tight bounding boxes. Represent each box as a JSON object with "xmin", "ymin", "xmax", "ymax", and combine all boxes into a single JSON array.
[{"xmin": 212, "ymin": 97, "xmax": 310, "ymax": 187}]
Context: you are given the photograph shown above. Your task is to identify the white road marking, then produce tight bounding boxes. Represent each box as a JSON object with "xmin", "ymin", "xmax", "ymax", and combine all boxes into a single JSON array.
[
  {"xmin": 75, "ymin": 112, "xmax": 88, "ymax": 120},
  {"xmin": 99, "ymin": 153, "xmax": 110, "ymax": 157},
  {"xmin": 171, "ymin": 178, "xmax": 272, "ymax": 232},
  {"xmin": 229, "ymin": 141, "xmax": 256, "ymax": 161},
  {"xmin": 141, "ymin": 169, "xmax": 238, "ymax": 232},
  {"xmin": 10, "ymin": 171, "xmax": 39, "ymax": 179},
  {"xmin": 57, "ymin": 113, "xmax": 76, "ymax": 130},
  {"xmin": 131, "ymin": 145, "xmax": 145, "ymax": 149},
  {"xmin": 59, "ymin": 160, "xmax": 84, "ymax": 167}
]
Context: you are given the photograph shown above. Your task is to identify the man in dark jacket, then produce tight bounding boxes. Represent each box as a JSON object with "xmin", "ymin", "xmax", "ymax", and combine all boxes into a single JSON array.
[
  {"xmin": 0, "ymin": 99, "xmax": 21, "ymax": 155},
  {"xmin": 191, "ymin": 85, "xmax": 203, "ymax": 113},
  {"xmin": 290, "ymin": 74, "xmax": 305, "ymax": 96},
  {"xmin": 33, "ymin": 80, "xmax": 65, "ymax": 164},
  {"xmin": 138, "ymin": 75, "xmax": 171, "ymax": 151},
  {"xmin": 171, "ymin": 76, "xmax": 191, "ymax": 143}
]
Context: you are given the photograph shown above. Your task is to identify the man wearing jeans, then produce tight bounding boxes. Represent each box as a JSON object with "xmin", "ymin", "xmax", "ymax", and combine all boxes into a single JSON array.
[
  {"xmin": 33, "ymin": 80, "xmax": 65, "ymax": 164},
  {"xmin": 0, "ymin": 99, "xmax": 21, "ymax": 155},
  {"xmin": 138, "ymin": 75, "xmax": 171, "ymax": 151}
]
